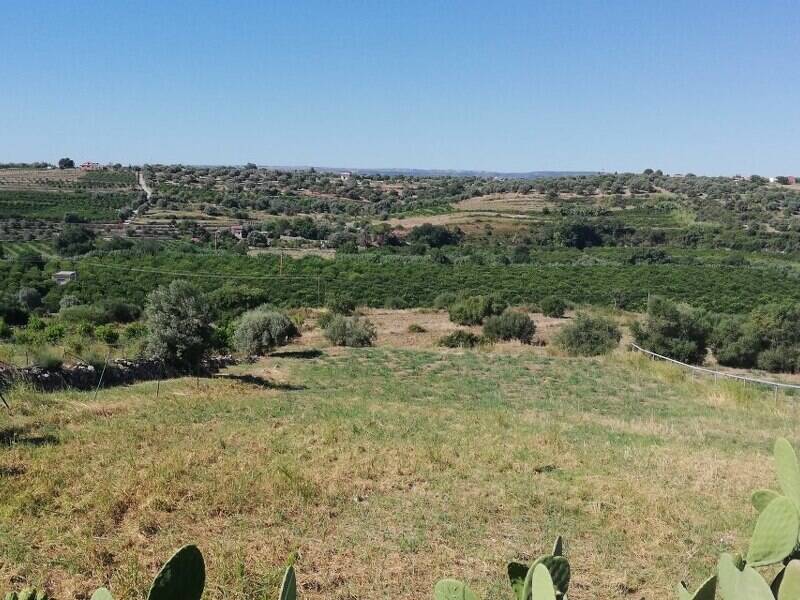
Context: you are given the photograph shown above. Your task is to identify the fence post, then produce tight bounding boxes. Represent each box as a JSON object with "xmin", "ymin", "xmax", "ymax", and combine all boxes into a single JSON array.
[{"xmin": 93, "ymin": 349, "xmax": 111, "ymax": 402}]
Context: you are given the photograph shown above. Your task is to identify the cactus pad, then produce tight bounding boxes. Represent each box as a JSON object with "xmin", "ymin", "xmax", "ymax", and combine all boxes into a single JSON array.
[
  {"xmin": 90, "ymin": 589, "xmax": 113, "ymax": 600},
  {"xmin": 779, "ymin": 560, "xmax": 800, "ymax": 600},
  {"xmin": 551, "ymin": 536, "xmax": 563, "ymax": 557},
  {"xmin": 434, "ymin": 579, "xmax": 479, "ymax": 600},
  {"xmin": 531, "ymin": 565, "xmax": 556, "ymax": 600},
  {"xmin": 775, "ymin": 438, "xmax": 800, "ymax": 510},
  {"xmin": 752, "ymin": 489, "xmax": 780, "ymax": 513},
  {"xmin": 147, "ymin": 545, "xmax": 205, "ymax": 600},
  {"xmin": 718, "ymin": 553, "xmax": 773, "ymax": 600},
  {"xmin": 677, "ymin": 575, "xmax": 716, "ymax": 600},
  {"xmin": 279, "ymin": 565, "xmax": 296, "ymax": 600},
  {"xmin": 508, "ymin": 562, "xmax": 529, "ymax": 600},
  {"xmin": 747, "ymin": 495, "xmax": 800, "ymax": 566},
  {"xmin": 523, "ymin": 556, "xmax": 570, "ymax": 600}
]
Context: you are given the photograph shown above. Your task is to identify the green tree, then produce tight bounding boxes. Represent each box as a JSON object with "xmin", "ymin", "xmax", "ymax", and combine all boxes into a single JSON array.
[
  {"xmin": 58, "ymin": 157, "xmax": 75, "ymax": 169},
  {"xmin": 144, "ymin": 280, "xmax": 213, "ymax": 371}
]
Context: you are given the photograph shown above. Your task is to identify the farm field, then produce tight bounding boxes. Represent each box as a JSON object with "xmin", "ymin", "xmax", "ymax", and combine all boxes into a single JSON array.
[
  {"xmin": 0, "ymin": 331, "xmax": 794, "ymax": 600},
  {"xmin": 0, "ymin": 190, "xmax": 135, "ymax": 222},
  {"xmin": 0, "ymin": 240, "xmax": 53, "ymax": 258}
]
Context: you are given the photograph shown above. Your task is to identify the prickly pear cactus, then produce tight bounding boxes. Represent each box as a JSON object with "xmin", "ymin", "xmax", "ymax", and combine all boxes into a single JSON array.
[
  {"xmin": 775, "ymin": 438, "xmax": 800, "ymax": 510},
  {"xmin": 508, "ymin": 562, "xmax": 529, "ymax": 600},
  {"xmin": 718, "ymin": 553, "xmax": 773, "ymax": 600},
  {"xmin": 747, "ymin": 495, "xmax": 800, "ymax": 566},
  {"xmin": 779, "ymin": 561, "xmax": 800, "ymax": 600},
  {"xmin": 90, "ymin": 588, "xmax": 113, "ymax": 600},
  {"xmin": 5, "ymin": 589, "xmax": 47, "ymax": 600},
  {"xmin": 522, "ymin": 556, "xmax": 569, "ymax": 600},
  {"xmin": 676, "ymin": 575, "xmax": 716, "ymax": 600},
  {"xmin": 551, "ymin": 536, "xmax": 563, "ymax": 557},
  {"xmin": 147, "ymin": 545, "xmax": 205, "ymax": 600},
  {"xmin": 751, "ymin": 489, "xmax": 780, "ymax": 512},
  {"xmin": 433, "ymin": 579, "xmax": 479, "ymax": 600},
  {"xmin": 531, "ymin": 565, "xmax": 556, "ymax": 600},
  {"xmin": 279, "ymin": 565, "xmax": 296, "ymax": 600}
]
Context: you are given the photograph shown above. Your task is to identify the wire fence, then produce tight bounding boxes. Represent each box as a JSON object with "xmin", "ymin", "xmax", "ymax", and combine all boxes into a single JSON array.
[{"xmin": 629, "ymin": 343, "xmax": 800, "ymax": 397}]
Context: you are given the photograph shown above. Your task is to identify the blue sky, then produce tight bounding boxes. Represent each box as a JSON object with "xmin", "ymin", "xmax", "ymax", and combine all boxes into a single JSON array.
[{"xmin": 1, "ymin": 1, "xmax": 798, "ymax": 174}]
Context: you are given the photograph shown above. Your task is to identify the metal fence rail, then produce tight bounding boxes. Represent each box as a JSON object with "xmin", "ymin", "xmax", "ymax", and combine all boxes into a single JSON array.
[{"xmin": 629, "ymin": 343, "xmax": 800, "ymax": 395}]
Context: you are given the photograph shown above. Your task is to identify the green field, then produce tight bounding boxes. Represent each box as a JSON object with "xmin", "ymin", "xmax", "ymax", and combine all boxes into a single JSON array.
[
  {"xmin": 0, "ymin": 342, "xmax": 792, "ymax": 599},
  {"xmin": 0, "ymin": 190, "xmax": 133, "ymax": 222},
  {"xmin": 1, "ymin": 241, "xmax": 53, "ymax": 258}
]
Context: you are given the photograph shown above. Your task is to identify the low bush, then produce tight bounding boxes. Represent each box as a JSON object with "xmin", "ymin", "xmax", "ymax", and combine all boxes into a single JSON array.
[
  {"xmin": 432, "ymin": 291, "xmax": 458, "ymax": 309},
  {"xmin": 326, "ymin": 294, "xmax": 356, "ymax": 315},
  {"xmin": 60, "ymin": 305, "xmax": 109, "ymax": 324},
  {"xmin": 448, "ymin": 295, "xmax": 506, "ymax": 326},
  {"xmin": 233, "ymin": 306, "xmax": 300, "ymax": 355},
  {"xmin": 711, "ymin": 303, "xmax": 800, "ymax": 372},
  {"xmin": 438, "ymin": 330, "xmax": 484, "ymax": 348},
  {"xmin": 95, "ymin": 324, "xmax": 120, "ymax": 345},
  {"xmin": 540, "ymin": 295, "xmax": 567, "ymax": 318},
  {"xmin": 555, "ymin": 312, "xmax": 621, "ymax": 356},
  {"xmin": 317, "ymin": 310, "xmax": 335, "ymax": 329},
  {"xmin": 324, "ymin": 315, "xmax": 376, "ymax": 347},
  {"xmin": 32, "ymin": 348, "xmax": 63, "ymax": 371},
  {"xmin": 483, "ymin": 310, "xmax": 535, "ymax": 343},
  {"xmin": 407, "ymin": 323, "xmax": 426, "ymax": 333},
  {"xmin": 43, "ymin": 323, "xmax": 66, "ymax": 343},
  {"xmin": 632, "ymin": 296, "xmax": 711, "ymax": 364},
  {"xmin": 756, "ymin": 346, "xmax": 799, "ymax": 373}
]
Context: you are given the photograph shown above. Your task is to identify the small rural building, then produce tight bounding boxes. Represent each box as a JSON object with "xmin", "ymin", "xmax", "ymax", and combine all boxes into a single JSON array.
[
  {"xmin": 53, "ymin": 270, "xmax": 77, "ymax": 285},
  {"xmin": 789, "ymin": 176, "xmax": 797, "ymax": 185},
  {"xmin": 340, "ymin": 171, "xmax": 352, "ymax": 181},
  {"xmin": 80, "ymin": 162, "xmax": 100, "ymax": 171},
  {"xmin": 230, "ymin": 225, "xmax": 244, "ymax": 240}
]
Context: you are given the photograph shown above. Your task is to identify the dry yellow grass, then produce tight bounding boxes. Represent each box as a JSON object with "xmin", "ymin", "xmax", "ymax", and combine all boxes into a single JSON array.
[{"xmin": 1, "ymin": 324, "xmax": 797, "ymax": 600}]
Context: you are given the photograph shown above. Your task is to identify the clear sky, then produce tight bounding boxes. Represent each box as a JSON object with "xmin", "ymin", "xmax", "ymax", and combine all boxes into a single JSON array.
[{"xmin": 1, "ymin": 0, "xmax": 798, "ymax": 175}]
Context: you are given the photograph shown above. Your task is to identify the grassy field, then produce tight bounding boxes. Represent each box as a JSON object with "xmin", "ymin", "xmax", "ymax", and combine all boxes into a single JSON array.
[
  {"xmin": 1, "ymin": 240, "xmax": 53, "ymax": 258},
  {"xmin": 0, "ymin": 335, "xmax": 796, "ymax": 599}
]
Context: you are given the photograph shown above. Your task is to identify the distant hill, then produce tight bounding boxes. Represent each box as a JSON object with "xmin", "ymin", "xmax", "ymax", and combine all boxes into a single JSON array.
[{"xmin": 264, "ymin": 166, "xmax": 600, "ymax": 179}]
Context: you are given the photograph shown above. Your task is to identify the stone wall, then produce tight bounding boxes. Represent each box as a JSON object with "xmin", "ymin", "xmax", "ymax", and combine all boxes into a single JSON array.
[{"xmin": 0, "ymin": 355, "xmax": 238, "ymax": 393}]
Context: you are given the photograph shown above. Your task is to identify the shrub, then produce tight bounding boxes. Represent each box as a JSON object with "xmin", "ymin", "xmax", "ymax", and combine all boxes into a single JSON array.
[
  {"xmin": 407, "ymin": 323, "xmax": 426, "ymax": 333},
  {"xmin": 232, "ymin": 307, "xmax": 299, "ymax": 355},
  {"xmin": 32, "ymin": 348, "xmax": 63, "ymax": 371},
  {"xmin": 317, "ymin": 310, "xmax": 335, "ymax": 329},
  {"xmin": 483, "ymin": 310, "xmax": 535, "ymax": 343},
  {"xmin": 711, "ymin": 304, "xmax": 800, "ymax": 372},
  {"xmin": 433, "ymin": 292, "xmax": 457, "ymax": 310},
  {"xmin": 438, "ymin": 330, "xmax": 483, "ymax": 348},
  {"xmin": 0, "ymin": 318, "xmax": 11, "ymax": 339},
  {"xmin": 326, "ymin": 294, "xmax": 356, "ymax": 315},
  {"xmin": 631, "ymin": 296, "xmax": 711, "ymax": 364},
  {"xmin": 123, "ymin": 322, "xmax": 147, "ymax": 341},
  {"xmin": 756, "ymin": 347, "xmax": 799, "ymax": 373},
  {"xmin": 59, "ymin": 294, "xmax": 81, "ymax": 310},
  {"xmin": 59, "ymin": 305, "xmax": 109, "ymax": 325},
  {"xmin": 448, "ymin": 295, "xmax": 506, "ymax": 326},
  {"xmin": 324, "ymin": 315, "xmax": 376, "ymax": 347},
  {"xmin": 76, "ymin": 321, "xmax": 95, "ymax": 338},
  {"xmin": 95, "ymin": 324, "xmax": 120, "ymax": 345},
  {"xmin": 540, "ymin": 296, "xmax": 567, "ymax": 318},
  {"xmin": 144, "ymin": 280, "xmax": 213, "ymax": 370},
  {"xmin": 406, "ymin": 223, "xmax": 463, "ymax": 247},
  {"xmin": 17, "ymin": 287, "xmax": 42, "ymax": 311},
  {"xmin": 710, "ymin": 316, "xmax": 761, "ymax": 368},
  {"xmin": 43, "ymin": 323, "xmax": 66, "ymax": 343},
  {"xmin": 555, "ymin": 313, "xmax": 621, "ymax": 356},
  {"xmin": 102, "ymin": 301, "xmax": 141, "ymax": 323}
]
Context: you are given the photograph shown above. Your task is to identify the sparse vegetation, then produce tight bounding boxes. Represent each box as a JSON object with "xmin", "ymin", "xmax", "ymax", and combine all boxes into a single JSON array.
[{"xmin": 438, "ymin": 329, "xmax": 483, "ymax": 348}]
